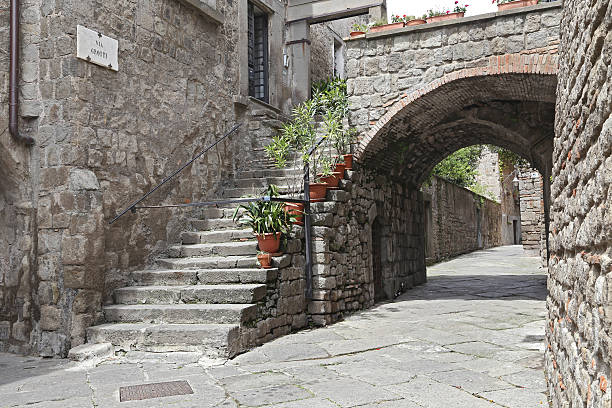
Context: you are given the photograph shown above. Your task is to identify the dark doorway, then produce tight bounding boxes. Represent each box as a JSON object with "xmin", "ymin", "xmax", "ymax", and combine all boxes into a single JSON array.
[
  {"xmin": 372, "ymin": 218, "xmax": 385, "ymax": 302},
  {"xmin": 513, "ymin": 220, "xmax": 519, "ymax": 244}
]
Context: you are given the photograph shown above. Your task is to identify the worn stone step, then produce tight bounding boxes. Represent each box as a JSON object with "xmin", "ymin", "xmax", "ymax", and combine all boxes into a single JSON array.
[
  {"xmin": 86, "ymin": 323, "xmax": 240, "ymax": 357},
  {"xmin": 170, "ymin": 241, "xmax": 257, "ymax": 257},
  {"xmin": 221, "ymin": 186, "xmax": 294, "ymax": 198},
  {"xmin": 131, "ymin": 270, "xmax": 198, "ymax": 286},
  {"xmin": 181, "ymin": 229, "xmax": 254, "ymax": 244},
  {"xmin": 157, "ymin": 255, "xmax": 258, "ymax": 270},
  {"xmin": 191, "ymin": 218, "xmax": 238, "ymax": 231},
  {"xmin": 197, "ymin": 268, "xmax": 278, "ymax": 284},
  {"xmin": 132, "ymin": 268, "xmax": 277, "ymax": 286},
  {"xmin": 233, "ymin": 177, "xmax": 300, "ymax": 189},
  {"xmin": 103, "ymin": 303, "xmax": 257, "ymax": 324},
  {"xmin": 236, "ymin": 168, "xmax": 302, "ymax": 179},
  {"xmin": 114, "ymin": 284, "xmax": 267, "ymax": 305}
]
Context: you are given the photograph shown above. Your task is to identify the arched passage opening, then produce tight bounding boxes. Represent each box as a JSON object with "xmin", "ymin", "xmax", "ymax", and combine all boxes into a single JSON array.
[{"xmin": 356, "ymin": 70, "xmax": 557, "ymax": 273}]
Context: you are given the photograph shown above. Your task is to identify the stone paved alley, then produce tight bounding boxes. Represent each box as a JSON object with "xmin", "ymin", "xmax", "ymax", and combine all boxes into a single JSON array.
[{"xmin": 0, "ymin": 246, "xmax": 548, "ymax": 407}]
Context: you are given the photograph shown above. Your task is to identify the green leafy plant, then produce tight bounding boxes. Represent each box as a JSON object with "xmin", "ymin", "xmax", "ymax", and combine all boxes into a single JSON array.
[
  {"xmin": 426, "ymin": 8, "xmax": 450, "ymax": 17},
  {"xmin": 351, "ymin": 23, "xmax": 369, "ymax": 32},
  {"xmin": 232, "ymin": 185, "xmax": 294, "ymax": 235},
  {"xmin": 495, "ymin": 0, "xmax": 539, "ymax": 4},
  {"xmin": 430, "ymin": 145, "xmax": 484, "ymax": 188},
  {"xmin": 453, "ymin": 1, "xmax": 469, "ymax": 12},
  {"xmin": 391, "ymin": 14, "xmax": 415, "ymax": 23},
  {"xmin": 371, "ymin": 19, "xmax": 387, "ymax": 27},
  {"xmin": 266, "ymin": 77, "xmax": 357, "ymax": 184}
]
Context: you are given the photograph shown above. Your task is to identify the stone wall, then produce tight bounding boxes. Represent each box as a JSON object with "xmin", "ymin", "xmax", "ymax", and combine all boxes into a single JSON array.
[
  {"xmin": 422, "ymin": 176, "xmax": 502, "ymax": 265},
  {"xmin": 518, "ymin": 167, "xmax": 545, "ymax": 256},
  {"xmin": 546, "ymin": 1, "xmax": 612, "ymax": 407},
  {"xmin": 307, "ymin": 168, "xmax": 426, "ymax": 324}
]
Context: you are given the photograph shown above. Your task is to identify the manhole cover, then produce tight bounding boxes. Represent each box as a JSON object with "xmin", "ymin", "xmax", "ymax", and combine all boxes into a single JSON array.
[{"xmin": 119, "ymin": 380, "xmax": 193, "ymax": 402}]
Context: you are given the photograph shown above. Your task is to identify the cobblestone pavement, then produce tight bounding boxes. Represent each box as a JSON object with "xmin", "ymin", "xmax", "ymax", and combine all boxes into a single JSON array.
[{"xmin": 0, "ymin": 246, "xmax": 549, "ymax": 408}]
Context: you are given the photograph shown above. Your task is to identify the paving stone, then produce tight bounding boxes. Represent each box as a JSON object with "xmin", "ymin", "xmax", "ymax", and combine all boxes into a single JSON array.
[
  {"xmin": 230, "ymin": 384, "xmax": 313, "ymax": 406},
  {"xmin": 304, "ymin": 378, "xmax": 402, "ymax": 407}
]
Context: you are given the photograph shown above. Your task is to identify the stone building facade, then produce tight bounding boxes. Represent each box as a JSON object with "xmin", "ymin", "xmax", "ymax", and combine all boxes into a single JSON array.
[
  {"xmin": 545, "ymin": 1, "xmax": 612, "ymax": 407},
  {"xmin": 0, "ymin": 0, "xmax": 384, "ymax": 356},
  {"xmin": 518, "ymin": 167, "xmax": 546, "ymax": 257}
]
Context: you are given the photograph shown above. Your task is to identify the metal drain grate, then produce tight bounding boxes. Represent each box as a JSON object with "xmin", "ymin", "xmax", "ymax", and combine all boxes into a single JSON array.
[{"xmin": 119, "ymin": 380, "xmax": 194, "ymax": 402}]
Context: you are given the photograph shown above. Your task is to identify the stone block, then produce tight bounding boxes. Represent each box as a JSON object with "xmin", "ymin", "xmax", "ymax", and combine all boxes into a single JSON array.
[
  {"xmin": 69, "ymin": 168, "xmax": 100, "ymax": 191},
  {"xmin": 0, "ymin": 321, "xmax": 10, "ymax": 340},
  {"xmin": 40, "ymin": 305, "xmax": 62, "ymax": 331},
  {"xmin": 68, "ymin": 342, "xmax": 113, "ymax": 362}
]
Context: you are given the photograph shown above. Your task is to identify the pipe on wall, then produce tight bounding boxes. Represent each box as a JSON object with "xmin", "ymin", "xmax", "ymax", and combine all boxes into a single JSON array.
[{"xmin": 9, "ymin": 0, "xmax": 35, "ymax": 145}]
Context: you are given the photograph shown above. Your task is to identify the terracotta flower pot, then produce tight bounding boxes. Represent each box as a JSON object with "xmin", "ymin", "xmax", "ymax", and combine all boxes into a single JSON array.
[
  {"xmin": 309, "ymin": 183, "xmax": 327, "ymax": 202},
  {"xmin": 406, "ymin": 19, "xmax": 427, "ymax": 26},
  {"xmin": 426, "ymin": 12, "xmax": 464, "ymax": 24},
  {"xmin": 350, "ymin": 31, "xmax": 366, "ymax": 38},
  {"xmin": 256, "ymin": 232, "xmax": 282, "ymax": 253},
  {"xmin": 370, "ymin": 22, "xmax": 404, "ymax": 33},
  {"xmin": 257, "ymin": 253, "xmax": 272, "ymax": 269},
  {"xmin": 343, "ymin": 154, "xmax": 354, "ymax": 170},
  {"xmin": 319, "ymin": 172, "xmax": 343, "ymax": 189},
  {"xmin": 284, "ymin": 202, "xmax": 304, "ymax": 226},
  {"xmin": 334, "ymin": 162, "xmax": 346, "ymax": 179},
  {"xmin": 497, "ymin": 0, "xmax": 538, "ymax": 11}
]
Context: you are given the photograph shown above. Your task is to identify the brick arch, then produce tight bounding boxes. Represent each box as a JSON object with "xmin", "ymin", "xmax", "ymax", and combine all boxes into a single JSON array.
[{"xmin": 354, "ymin": 53, "xmax": 558, "ymax": 185}]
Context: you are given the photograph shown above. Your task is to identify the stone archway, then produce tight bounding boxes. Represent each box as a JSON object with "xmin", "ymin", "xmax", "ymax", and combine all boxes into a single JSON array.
[{"xmin": 354, "ymin": 61, "xmax": 557, "ymax": 261}]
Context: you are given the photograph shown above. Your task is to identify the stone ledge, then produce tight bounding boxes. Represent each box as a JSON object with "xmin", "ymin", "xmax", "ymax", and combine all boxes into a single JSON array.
[
  {"xmin": 347, "ymin": 1, "xmax": 563, "ymax": 41},
  {"xmin": 177, "ymin": 0, "xmax": 224, "ymax": 25}
]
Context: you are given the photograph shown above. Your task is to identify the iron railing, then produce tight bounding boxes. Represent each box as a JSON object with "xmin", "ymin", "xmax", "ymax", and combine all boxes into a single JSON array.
[
  {"xmin": 109, "ymin": 123, "xmax": 330, "ymax": 301},
  {"xmin": 109, "ymin": 123, "xmax": 242, "ymax": 225}
]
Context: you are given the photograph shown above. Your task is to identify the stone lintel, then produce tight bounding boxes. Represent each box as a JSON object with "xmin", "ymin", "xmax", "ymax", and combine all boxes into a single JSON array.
[{"xmin": 177, "ymin": 0, "xmax": 224, "ymax": 25}]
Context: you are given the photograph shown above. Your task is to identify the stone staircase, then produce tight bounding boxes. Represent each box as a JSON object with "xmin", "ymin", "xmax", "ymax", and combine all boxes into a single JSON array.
[{"xmin": 86, "ymin": 163, "xmax": 304, "ymax": 359}]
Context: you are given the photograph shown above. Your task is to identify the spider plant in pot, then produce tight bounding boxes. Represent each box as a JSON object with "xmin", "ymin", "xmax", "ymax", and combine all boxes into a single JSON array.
[{"xmin": 232, "ymin": 185, "xmax": 294, "ymax": 254}]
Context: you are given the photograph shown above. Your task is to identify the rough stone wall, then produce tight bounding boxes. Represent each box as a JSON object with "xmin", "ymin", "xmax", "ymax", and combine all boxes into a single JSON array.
[
  {"xmin": 475, "ymin": 147, "xmax": 502, "ymax": 202},
  {"xmin": 546, "ymin": 1, "xmax": 612, "ymax": 407},
  {"xmin": 0, "ymin": 0, "xmax": 41, "ymax": 355},
  {"xmin": 307, "ymin": 169, "xmax": 426, "ymax": 325},
  {"xmin": 518, "ymin": 167, "xmax": 545, "ymax": 256},
  {"xmin": 499, "ymin": 161, "xmax": 522, "ymax": 246},
  {"xmin": 422, "ymin": 176, "xmax": 502, "ymax": 265},
  {"xmin": 240, "ymin": 232, "xmax": 308, "ymax": 351}
]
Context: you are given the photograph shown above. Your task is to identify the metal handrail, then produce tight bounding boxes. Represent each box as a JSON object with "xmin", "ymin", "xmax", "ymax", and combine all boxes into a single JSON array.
[{"xmin": 109, "ymin": 123, "xmax": 242, "ymax": 225}]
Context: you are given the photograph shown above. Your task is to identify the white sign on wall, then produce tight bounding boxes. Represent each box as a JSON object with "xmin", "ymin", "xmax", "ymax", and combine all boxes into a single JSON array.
[{"xmin": 76, "ymin": 25, "xmax": 119, "ymax": 71}]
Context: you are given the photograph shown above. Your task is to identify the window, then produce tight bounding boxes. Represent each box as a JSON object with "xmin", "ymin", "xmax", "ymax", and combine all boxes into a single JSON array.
[{"xmin": 248, "ymin": 3, "xmax": 269, "ymax": 103}]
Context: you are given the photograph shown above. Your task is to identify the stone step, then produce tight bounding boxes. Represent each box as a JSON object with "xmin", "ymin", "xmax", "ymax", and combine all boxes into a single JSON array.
[
  {"xmin": 181, "ymin": 229, "xmax": 254, "ymax": 244},
  {"xmin": 157, "ymin": 255, "xmax": 258, "ymax": 270},
  {"xmin": 221, "ymin": 186, "xmax": 295, "ymax": 199},
  {"xmin": 236, "ymin": 168, "xmax": 302, "ymax": 179},
  {"xmin": 86, "ymin": 323, "xmax": 240, "ymax": 357},
  {"xmin": 132, "ymin": 268, "xmax": 277, "ymax": 286},
  {"xmin": 170, "ymin": 241, "xmax": 257, "ymax": 257},
  {"xmin": 113, "ymin": 284, "xmax": 267, "ymax": 305},
  {"xmin": 232, "ymin": 177, "xmax": 300, "ymax": 189},
  {"xmin": 132, "ymin": 270, "xmax": 198, "ymax": 286},
  {"xmin": 190, "ymin": 218, "xmax": 238, "ymax": 231},
  {"xmin": 103, "ymin": 303, "xmax": 257, "ymax": 325}
]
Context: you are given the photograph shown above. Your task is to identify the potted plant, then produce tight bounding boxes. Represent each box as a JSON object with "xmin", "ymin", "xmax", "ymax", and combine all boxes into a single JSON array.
[
  {"xmin": 350, "ymin": 23, "xmax": 368, "ymax": 37},
  {"xmin": 495, "ymin": 0, "xmax": 538, "ymax": 11},
  {"xmin": 370, "ymin": 17, "xmax": 404, "ymax": 33},
  {"xmin": 232, "ymin": 185, "xmax": 294, "ymax": 254},
  {"xmin": 405, "ymin": 15, "xmax": 427, "ymax": 26},
  {"xmin": 425, "ymin": 3, "xmax": 469, "ymax": 23},
  {"xmin": 257, "ymin": 251, "xmax": 272, "ymax": 269}
]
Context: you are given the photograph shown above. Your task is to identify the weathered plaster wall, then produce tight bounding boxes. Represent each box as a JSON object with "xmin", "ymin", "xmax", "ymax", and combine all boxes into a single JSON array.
[
  {"xmin": 546, "ymin": 1, "xmax": 612, "ymax": 407},
  {"xmin": 422, "ymin": 176, "xmax": 502, "ymax": 265}
]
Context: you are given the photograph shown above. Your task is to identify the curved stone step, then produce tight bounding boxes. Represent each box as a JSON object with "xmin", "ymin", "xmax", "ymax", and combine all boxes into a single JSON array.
[
  {"xmin": 114, "ymin": 284, "xmax": 267, "ymax": 305},
  {"xmin": 86, "ymin": 323, "xmax": 240, "ymax": 357},
  {"xmin": 190, "ymin": 218, "xmax": 238, "ymax": 231},
  {"xmin": 103, "ymin": 303, "xmax": 257, "ymax": 325},
  {"xmin": 157, "ymin": 256, "xmax": 258, "ymax": 270}
]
